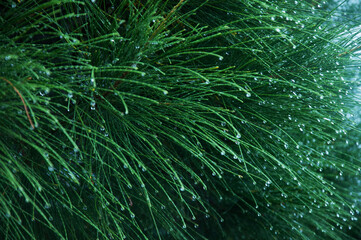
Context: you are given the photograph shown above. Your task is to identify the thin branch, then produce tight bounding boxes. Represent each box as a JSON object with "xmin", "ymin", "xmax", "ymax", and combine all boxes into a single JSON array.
[
  {"xmin": 100, "ymin": 0, "xmax": 186, "ymax": 100},
  {"xmin": 99, "ymin": 71, "xmax": 129, "ymax": 99},
  {"xmin": 1, "ymin": 77, "xmax": 35, "ymax": 129},
  {"xmin": 148, "ymin": 0, "xmax": 186, "ymax": 43},
  {"xmin": 338, "ymin": 45, "xmax": 361, "ymax": 57}
]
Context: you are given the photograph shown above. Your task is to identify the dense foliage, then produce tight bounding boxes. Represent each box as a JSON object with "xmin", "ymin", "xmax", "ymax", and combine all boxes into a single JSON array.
[{"xmin": 1, "ymin": 0, "xmax": 361, "ymax": 239}]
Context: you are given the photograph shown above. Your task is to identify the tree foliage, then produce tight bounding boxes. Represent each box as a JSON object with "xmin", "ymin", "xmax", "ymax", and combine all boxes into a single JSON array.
[{"xmin": 1, "ymin": 0, "xmax": 361, "ymax": 239}]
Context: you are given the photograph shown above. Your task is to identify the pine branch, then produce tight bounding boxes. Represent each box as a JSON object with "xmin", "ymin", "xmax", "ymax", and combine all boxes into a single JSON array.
[{"xmin": 0, "ymin": 77, "xmax": 34, "ymax": 129}]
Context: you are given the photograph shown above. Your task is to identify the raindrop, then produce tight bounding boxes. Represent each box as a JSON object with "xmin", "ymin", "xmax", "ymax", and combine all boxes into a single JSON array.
[{"xmin": 90, "ymin": 100, "xmax": 96, "ymax": 110}]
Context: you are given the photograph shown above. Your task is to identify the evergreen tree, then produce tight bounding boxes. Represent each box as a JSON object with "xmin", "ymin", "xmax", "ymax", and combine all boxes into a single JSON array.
[{"xmin": 1, "ymin": 0, "xmax": 361, "ymax": 239}]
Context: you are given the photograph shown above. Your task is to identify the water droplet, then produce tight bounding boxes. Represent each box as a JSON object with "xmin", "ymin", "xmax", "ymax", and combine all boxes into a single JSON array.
[
  {"xmin": 48, "ymin": 166, "xmax": 54, "ymax": 172},
  {"xmin": 90, "ymin": 100, "xmax": 96, "ymax": 110},
  {"xmin": 68, "ymin": 92, "xmax": 73, "ymax": 98},
  {"xmin": 246, "ymin": 92, "xmax": 251, "ymax": 97}
]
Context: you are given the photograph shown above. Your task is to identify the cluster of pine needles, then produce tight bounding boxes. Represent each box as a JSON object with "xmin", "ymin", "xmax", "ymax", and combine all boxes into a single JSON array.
[{"xmin": 1, "ymin": 0, "xmax": 361, "ymax": 239}]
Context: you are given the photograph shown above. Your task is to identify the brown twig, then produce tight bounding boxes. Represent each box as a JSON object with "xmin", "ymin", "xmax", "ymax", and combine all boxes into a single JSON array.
[
  {"xmin": 338, "ymin": 45, "xmax": 361, "ymax": 57},
  {"xmin": 99, "ymin": 72, "xmax": 129, "ymax": 99},
  {"xmin": 100, "ymin": 0, "xmax": 186, "ymax": 99},
  {"xmin": 148, "ymin": 0, "xmax": 186, "ymax": 43},
  {"xmin": 1, "ymin": 77, "xmax": 35, "ymax": 129}
]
